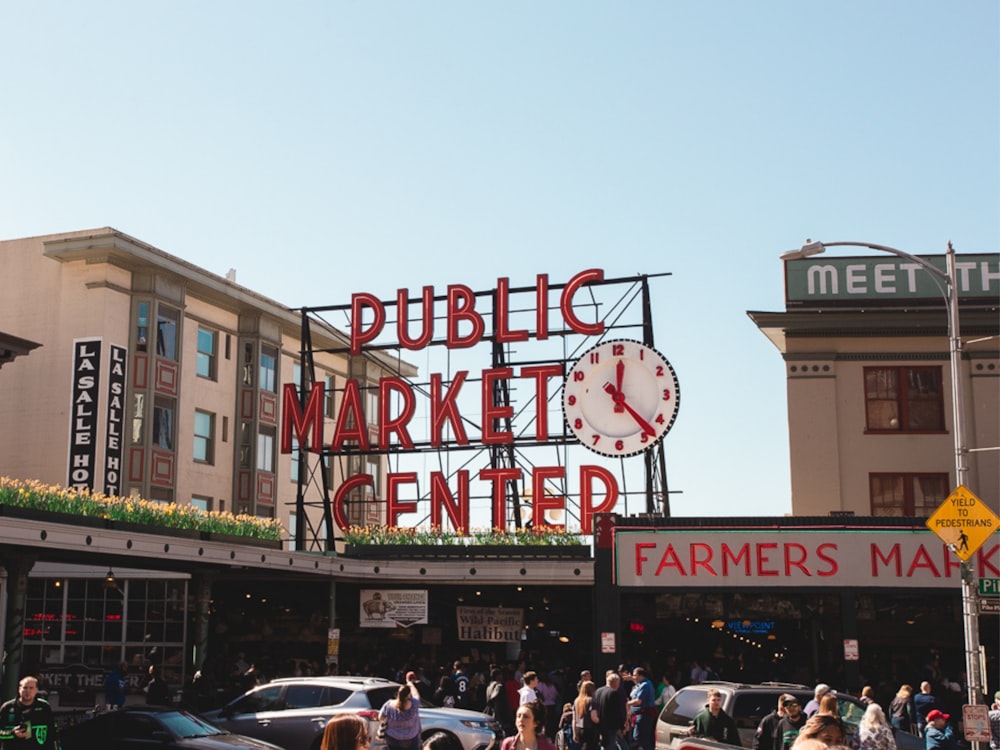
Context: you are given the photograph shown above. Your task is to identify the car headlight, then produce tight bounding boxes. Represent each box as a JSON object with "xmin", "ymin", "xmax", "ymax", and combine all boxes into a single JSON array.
[{"xmin": 460, "ymin": 720, "xmax": 493, "ymax": 729}]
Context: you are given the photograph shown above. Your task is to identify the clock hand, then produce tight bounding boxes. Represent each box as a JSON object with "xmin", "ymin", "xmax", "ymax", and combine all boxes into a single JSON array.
[
  {"xmin": 602, "ymin": 383, "xmax": 657, "ymax": 436},
  {"xmin": 614, "ymin": 360, "xmax": 625, "ymax": 412}
]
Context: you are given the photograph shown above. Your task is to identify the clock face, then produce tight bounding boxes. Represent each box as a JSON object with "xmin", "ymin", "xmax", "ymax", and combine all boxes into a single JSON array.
[{"xmin": 562, "ymin": 339, "xmax": 680, "ymax": 457}]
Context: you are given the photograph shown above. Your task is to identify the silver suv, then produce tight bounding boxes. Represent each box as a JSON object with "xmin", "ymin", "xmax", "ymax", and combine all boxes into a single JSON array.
[
  {"xmin": 202, "ymin": 676, "xmax": 502, "ymax": 750},
  {"xmin": 654, "ymin": 682, "xmax": 921, "ymax": 750}
]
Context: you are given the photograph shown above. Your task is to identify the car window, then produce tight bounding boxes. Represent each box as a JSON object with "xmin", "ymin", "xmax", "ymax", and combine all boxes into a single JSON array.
[
  {"xmin": 117, "ymin": 714, "xmax": 160, "ymax": 740},
  {"xmin": 731, "ymin": 692, "xmax": 784, "ymax": 731},
  {"xmin": 284, "ymin": 684, "xmax": 352, "ymax": 709},
  {"xmin": 660, "ymin": 688, "xmax": 712, "ymax": 725},
  {"xmin": 367, "ymin": 687, "xmax": 400, "ymax": 709},
  {"xmin": 837, "ymin": 698, "xmax": 865, "ymax": 729},
  {"xmin": 231, "ymin": 685, "xmax": 284, "ymax": 713}
]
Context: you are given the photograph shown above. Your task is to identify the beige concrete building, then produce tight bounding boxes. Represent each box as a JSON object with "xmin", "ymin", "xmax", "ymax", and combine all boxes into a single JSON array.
[
  {"xmin": 750, "ymin": 250, "xmax": 999, "ymax": 516},
  {"xmin": 0, "ymin": 228, "xmax": 413, "ymax": 547}
]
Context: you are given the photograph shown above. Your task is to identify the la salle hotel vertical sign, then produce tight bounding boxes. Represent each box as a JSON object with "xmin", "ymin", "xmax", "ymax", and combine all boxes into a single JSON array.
[{"xmin": 67, "ymin": 339, "xmax": 128, "ymax": 494}]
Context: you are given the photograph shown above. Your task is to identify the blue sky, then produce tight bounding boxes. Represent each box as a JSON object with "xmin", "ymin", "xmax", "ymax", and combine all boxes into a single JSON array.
[{"xmin": 2, "ymin": 1, "xmax": 997, "ymax": 518}]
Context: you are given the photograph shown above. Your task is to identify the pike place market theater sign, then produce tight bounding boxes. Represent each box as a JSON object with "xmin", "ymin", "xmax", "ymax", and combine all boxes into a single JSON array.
[{"xmin": 615, "ymin": 529, "xmax": 1000, "ymax": 588}]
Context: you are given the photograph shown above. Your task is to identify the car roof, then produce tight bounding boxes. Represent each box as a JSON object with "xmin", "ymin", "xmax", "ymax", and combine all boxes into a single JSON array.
[{"xmin": 269, "ymin": 676, "xmax": 399, "ymax": 687}]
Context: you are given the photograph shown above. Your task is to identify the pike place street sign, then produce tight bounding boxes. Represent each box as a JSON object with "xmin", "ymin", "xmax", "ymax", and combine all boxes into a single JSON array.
[{"xmin": 926, "ymin": 486, "xmax": 1000, "ymax": 562}]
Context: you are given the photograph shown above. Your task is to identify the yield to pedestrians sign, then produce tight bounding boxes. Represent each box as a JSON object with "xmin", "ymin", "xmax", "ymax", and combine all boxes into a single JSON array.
[{"xmin": 926, "ymin": 485, "xmax": 1000, "ymax": 562}]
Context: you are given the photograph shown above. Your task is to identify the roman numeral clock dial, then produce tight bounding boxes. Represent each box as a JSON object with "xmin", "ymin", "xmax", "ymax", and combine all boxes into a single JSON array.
[{"xmin": 562, "ymin": 339, "xmax": 680, "ymax": 457}]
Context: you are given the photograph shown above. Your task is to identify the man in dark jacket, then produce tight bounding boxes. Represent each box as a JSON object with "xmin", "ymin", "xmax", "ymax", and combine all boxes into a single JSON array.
[
  {"xmin": 691, "ymin": 689, "xmax": 741, "ymax": 746},
  {"xmin": 774, "ymin": 698, "xmax": 806, "ymax": 750},
  {"xmin": 594, "ymin": 670, "xmax": 626, "ymax": 750},
  {"xmin": 752, "ymin": 694, "xmax": 793, "ymax": 750},
  {"xmin": 0, "ymin": 675, "xmax": 58, "ymax": 749}
]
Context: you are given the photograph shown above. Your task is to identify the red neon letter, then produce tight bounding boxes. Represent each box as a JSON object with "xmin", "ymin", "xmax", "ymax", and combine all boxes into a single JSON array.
[
  {"xmin": 280, "ymin": 382, "xmax": 324, "ymax": 453},
  {"xmin": 560, "ymin": 269, "xmax": 605, "ymax": 336},
  {"xmin": 480, "ymin": 467, "xmax": 522, "ymax": 530},
  {"xmin": 494, "ymin": 277, "xmax": 529, "ymax": 344},
  {"xmin": 429, "ymin": 371, "xmax": 469, "ymax": 446},
  {"xmin": 446, "ymin": 284, "xmax": 485, "ymax": 349},
  {"xmin": 430, "ymin": 470, "xmax": 470, "ymax": 534},
  {"xmin": 351, "ymin": 292, "xmax": 386, "ymax": 355},
  {"xmin": 397, "ymin": 286, "xmax": 434, "ymax": 350},
  {"xmin": 331, "ymin": 379, "xmax": 370, "ymax": 451},
  {"xmin": 530, "ymin": 466, "xmax": 565, "ymax": 529},
  {"xmin": 481, "ymin": 367, "xmax": 514, "ymax": 444},
  {"xmin": 579, "ymin": 464, "xmax": 618, "ymax": 534},
  {"xmin": 332, "ymin": 474, "xmax": 373, "ymax": 531},
  {"xmin": 536, "ymin": 273, "xmax": 549, "ymax": 340},
  {"xmin": 520, "ymin": 364, "xmax": 562, "ymax": 440},
  {"xmin": 386, "ymin": 472, "xmax": 418, "ymax": 526},
  {"xmin": 378, "ymin": 377, "xmax": 415, "ymax": 450}
]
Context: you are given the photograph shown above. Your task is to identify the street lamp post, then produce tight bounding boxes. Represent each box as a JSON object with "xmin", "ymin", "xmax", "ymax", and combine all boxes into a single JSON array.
[{"xmin": 781, "ymin": 239, "xmax": 983, "ymax": 706}]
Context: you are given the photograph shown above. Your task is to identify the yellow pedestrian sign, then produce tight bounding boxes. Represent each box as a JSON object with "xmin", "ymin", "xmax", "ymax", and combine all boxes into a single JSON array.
[{"xmin": 926, "ymin": 485, "xmax": 1000, "ymax": 562}]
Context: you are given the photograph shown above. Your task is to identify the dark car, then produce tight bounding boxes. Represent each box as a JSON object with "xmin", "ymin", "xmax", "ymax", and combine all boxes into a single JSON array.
[
  {"xmin": 655, "ymin": 682, "xmax": 922, "ymax": 750},
  {"xmin": 202, "ymin": 676, "xmax": 501, "ymax": 750},
  {"xmin": 59, "ymin": 705, "xmax": 286, "ymax": 750}
]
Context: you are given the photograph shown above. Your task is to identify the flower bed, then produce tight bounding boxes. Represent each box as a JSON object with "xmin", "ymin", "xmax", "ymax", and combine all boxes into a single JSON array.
[
  {"xmin": 342, "ymin": 525, "xmax": 587, "ymax": 548},
  {"xmin": 0, "ymin": 477, "xmax": 284, "ymax": 542}
]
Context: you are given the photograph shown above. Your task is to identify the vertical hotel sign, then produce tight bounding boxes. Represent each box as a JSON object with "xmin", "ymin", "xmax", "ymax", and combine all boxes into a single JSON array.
[
  {"xmin": 68, "ymin": 338, "xmax": 102, "ymax": 491},
  {"xmin": 104, "ymin": 345, "xmax": 128, "ymax": 496}
]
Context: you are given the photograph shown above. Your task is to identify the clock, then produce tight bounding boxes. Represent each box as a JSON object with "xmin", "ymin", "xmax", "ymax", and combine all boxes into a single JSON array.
[{"xmin": 562, "ymin": 339, "xmax": 680, "ymax": 457}]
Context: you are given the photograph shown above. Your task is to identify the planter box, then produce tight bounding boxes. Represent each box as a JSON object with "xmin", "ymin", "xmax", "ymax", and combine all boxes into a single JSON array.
[
  {"xmin": 0, "ymin": 504, "xmax": 108, "ymax": 528},
  {"xmin": 343, "ymin": 544, "xmax": 590, "ymax": 560}
]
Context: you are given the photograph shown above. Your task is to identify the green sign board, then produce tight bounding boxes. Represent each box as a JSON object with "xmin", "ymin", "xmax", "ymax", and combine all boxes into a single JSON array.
[
  {"xmin": 979, "ymin": 578, "xmax": 1000, "ymax": 597},
  {"xmin": 785, "ymin": 254, "xmax": 1000, "ymax": 306}
]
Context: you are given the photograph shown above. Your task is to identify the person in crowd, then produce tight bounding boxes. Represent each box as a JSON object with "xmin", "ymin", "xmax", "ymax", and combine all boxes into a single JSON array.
[
  {"xmin": 502, "ymin": 701, "xmax": 557, "ymax": 750},
  {"xmin": 804, "ymin": 685, "xmax": 831, "ymax": 719},
  {"xmin": 859, "ymin": 687, "xmax": 875, "ymax": 707},
  {"xmin": 857, "ymin": 703, "xmax": 896, "ymax": 750},
  {"xmin": 922, "ymin": 710, "xmax": 955, "ymax": 750},
  {"xmin": 558, "ymin": 702, "xmax": 579, "ymax": 750},
  {"xmin": 627, "ymin": 667, "xmax": 657, "ymax": 750},
  {"xmin": 817, "ymin": 694, "xmax": 840, "ymax": 717},
  {"xmin": 989, "ymin": 690, "xmax": 1000, "ymax": 750},
  {"xmin": 519, "ymin": 672, "xmax": 541, "ymax": 707},
  {"xmin": 690, "ymin": 687, "xmax": 741, "ymax": 746},
  {"xmin": 988, "ymin": 691, "xmax": 1000, "ymax": 750},
  {"xmin": 888, "ymin": 685, "xmax": 915, "ymax": 734},
  {"xmin": 0, "ymin": 675, "xmax": 59, "ymax": 750},
  {"xmin": 775, "ymin": 695, "xmax": 807, "ymax": 750},
  {"xmin": 537, "ymin": 673, "xmax": 561, "ymax": 738},
  {"xmin": 380, "ymin": 679, "xmax": 422, "ymax": 750},
  {"xmin": 435, "ymin": 675, "xmax": 458, "ymax": 708},
  {"xmin": 654, "ymin": 673, "xmax": 676, "ymax": 709},
  {"xmin": 485, "ymin": 668, "xmax": 515, "ymax": 738},
  {"xmin": 424, "ymin": 731, "xmax": 465, "ymax": 750},
  {"xmin": 791, "ymin": 714, "xmax": 844, "ymax": 748},
  {"xmin": 453, "ymin": 662, "xmax": 471, "ymax": 709},
  {"xmin": 573, "ymin": 681, "xmax": 600, "ymax": 750},
  {"xmin": 143, "ymin": 663, "xmax": 171, "ymax": 706},
  {"xmin": 912, "ymin": 683, "xmax": 938, "ymax": 738},
  {"xmin": 577, "ymin": 671, "xmax": 593, "ymax": 695},
  {"xmin": 618, "ymin": 666, "xmax": 635, "ymax": 703},
  {"xmin": 104, "ymin": 661, "xmax": 129, "ymax": 710},
  {"xmin": 322, "ymin": 714, "xmax": 372, "ymax": 750},
  {"xmin": 752, "ymin": 693, "xmax": 791, "ymax": 750},
  {"xmin": 593, "ymin": 670, "xmax": 626, "ymax": 750}
]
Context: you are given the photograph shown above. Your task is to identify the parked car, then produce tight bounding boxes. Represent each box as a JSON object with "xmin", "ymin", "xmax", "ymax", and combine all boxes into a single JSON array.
[
  {"xmin": 59, "ymin": 705, "xmax": 286, "ymax": 750},
  {"xmin": 202, "ymin": 675, "xmax": 502, "ymax": 750},
  {"xmin": 654, "ymin": 682, "xmax": 922, "ymax": 750}
]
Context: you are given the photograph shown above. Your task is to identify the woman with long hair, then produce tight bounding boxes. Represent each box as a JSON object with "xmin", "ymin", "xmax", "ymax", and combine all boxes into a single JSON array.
[
  {"xmin": 791, "ymin": 714, "xmax": 845, "ymax": 748},
  {"xmin": 888, "ymin": 685, "xmax": 915, "ymax": 734},
  {"xmin": 380, "ymin": 679, "xmax": 423, "ymax": 750},
  {"xmin": 322, "ymin": 714, "xmax": 371, "ymax": 750},
  {"xmin": 573, "ymin": 681, "xmax": 600, "ymax": 750},
  {"xmin": 857, "ymin": 704, "xmax": 897, "ymax": 750},
  {"xmin": 502, "ymin": 701, "xmax": 557, "ymax": 750}
]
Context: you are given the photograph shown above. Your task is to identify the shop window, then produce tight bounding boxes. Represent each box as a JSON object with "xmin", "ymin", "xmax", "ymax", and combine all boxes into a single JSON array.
[
  {"xmin": 156, "ymin": 305, "xmax": 180, "ymax": 361},
  {"xmin": 194, "ymin": 410, "xmax": 215, "ymax": 464},
  {"xmin": 870, "ymin": 473, "xmax": 948, "ymax": 516},
  {"xmin": 864, "ymin": 366, "xmax": 944, "ymax": 432},
  {"xmin": 260, "ymin": 345, "xmax": 278, "ymax": 393},
  {"xmin": 196, "ymin": 327, "xmax": 217, "ymax": 380}
]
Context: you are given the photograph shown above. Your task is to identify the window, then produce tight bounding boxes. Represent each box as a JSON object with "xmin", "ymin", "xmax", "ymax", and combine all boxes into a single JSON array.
[
  {"xmin": 257, "ymin": 427, "xmax": 275, "ymax": 472},
  {"xmin": 152, "ymin": 397, "xmax": 174, "ymax": 450},
  {"xmin": 196, "ymin": 327, "xmax": 217, "ymax": 379},
  {"xmin": 864, "ymin": 366, "xmax": 944, "ymax": 432},
  {"xmin": 325, "ymin": 374, "xmax": 337, "ymax": 418},
  {"xmin": 870, "ymin": 473, "xmax": 948, "ymax": 516},
  {"xmin": 260, "ymin": 346, "xmax": 278, "ymax": 393},
  {"xmin": 193, "ymin": 410, "xmax": 215, "ymax": 464},
  {"xmin": 136, "ymin": 302, "xmax": 149, "ymax": 352},
  {"xmin": 191, "ymin": 496, "xmax": 212, "ymax": 511},
  {"xmin": 156, "ymin": 306, "xmax": 180, "ymax": 361},
  {"xmin": 290, "ymin": 437, "xmax": 301, "ymax": 482}
]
